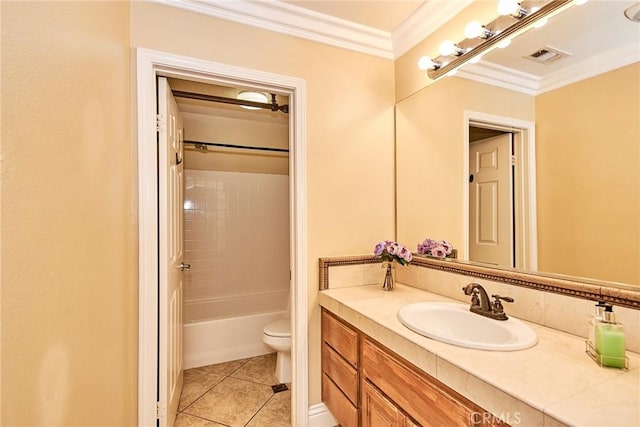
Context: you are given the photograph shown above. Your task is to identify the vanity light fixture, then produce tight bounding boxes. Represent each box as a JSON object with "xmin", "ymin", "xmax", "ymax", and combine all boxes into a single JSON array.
[{"xmin": 418, "ymin": 0, "xmax": 578, "ymax": 80}]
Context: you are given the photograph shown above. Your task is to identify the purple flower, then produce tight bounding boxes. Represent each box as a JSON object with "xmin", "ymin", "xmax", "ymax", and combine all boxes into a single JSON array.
[
  {"xmin": 417, "ymin": 237, "xmax": 455, "ymax": 257},
  {"xmin": 431, "ymin": 246, "xmax": 447, "ymax": 258},
  {"xmin": 374, "ymin": 241, "xmax": 386, "ymax": 256},
  {"xmin": 439, "ymin": 240, "xmax": 453, "ymax": 255},
  {"xmin": 398, "ymin": 246, "xmax": 413, "ymax": 262},
  {"xmin": 387, "ymin": 242, "xmax": 399, "ymax": 255},
  {"xmin": 373, "ymin": 240, "xmax": 412, "ymax": 265}
]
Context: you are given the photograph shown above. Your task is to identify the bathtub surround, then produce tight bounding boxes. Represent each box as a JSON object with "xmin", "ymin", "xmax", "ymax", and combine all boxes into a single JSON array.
[{"xmin": 183, "ymin": 169, "xmax": 290, "ymax": 309}]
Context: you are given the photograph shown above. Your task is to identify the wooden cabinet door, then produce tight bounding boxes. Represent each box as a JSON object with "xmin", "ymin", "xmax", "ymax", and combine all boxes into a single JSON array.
[{"xmin": 361, "ymin": 380, "xmax": 404, "ymax": 427}]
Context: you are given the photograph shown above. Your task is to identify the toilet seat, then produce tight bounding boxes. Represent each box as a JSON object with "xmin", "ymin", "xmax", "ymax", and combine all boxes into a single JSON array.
[{"xmin": 263, "ymin": 319, "xmax": 290, "ymax": 338}]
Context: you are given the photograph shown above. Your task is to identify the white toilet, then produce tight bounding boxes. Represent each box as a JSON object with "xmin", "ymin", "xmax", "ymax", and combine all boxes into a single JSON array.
[{"xmin": 262, "ymin": 318, "xmax": 291, "ymax": 384}]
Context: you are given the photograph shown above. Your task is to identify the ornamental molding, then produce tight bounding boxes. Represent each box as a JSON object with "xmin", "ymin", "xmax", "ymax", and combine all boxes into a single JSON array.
[{"xmin": 319, "ymin": 255, "xmax": 640, "ymax": 309}]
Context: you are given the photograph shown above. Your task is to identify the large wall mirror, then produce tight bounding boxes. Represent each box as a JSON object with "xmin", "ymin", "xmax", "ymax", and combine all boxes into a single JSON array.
[{"xmin": 396, "ymin": 0, "xmax": 639, "ymax": 288}]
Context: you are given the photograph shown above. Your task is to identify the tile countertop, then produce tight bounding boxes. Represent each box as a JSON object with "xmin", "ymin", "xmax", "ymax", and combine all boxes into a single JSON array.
[{"xmin": 319, "ymin": 284, "xmax": 640, "ymax": 427}]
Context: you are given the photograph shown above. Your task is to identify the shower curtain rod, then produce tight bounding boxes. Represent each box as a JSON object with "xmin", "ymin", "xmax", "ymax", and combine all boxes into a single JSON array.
[
  {"xmin": 184, "ymin": 140, "xmax": 289, "ymax": 153},
  {"xmin": 172, "ymin": 90, "xmax": 289, "ymax": 113}
]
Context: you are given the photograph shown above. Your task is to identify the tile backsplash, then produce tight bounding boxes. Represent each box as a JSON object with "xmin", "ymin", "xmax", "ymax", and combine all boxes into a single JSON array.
[{"xmin": 322, "ymin": 260, "xmax": 639, "ymax": 353}]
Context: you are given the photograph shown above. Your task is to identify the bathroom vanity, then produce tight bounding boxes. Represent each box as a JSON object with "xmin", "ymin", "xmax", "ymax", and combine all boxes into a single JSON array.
[
  {"xmin": 319, "ymin": 283, "xmax": 639, "ymax": 426},
  {"xmin": 322, "ymin": 309, "xmax": 507, "ymax": 426}
]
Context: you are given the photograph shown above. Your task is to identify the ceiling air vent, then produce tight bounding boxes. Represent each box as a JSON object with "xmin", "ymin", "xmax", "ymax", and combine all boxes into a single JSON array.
[{"xmin": 524, "ymin": 46, "xmax": 571, "ymax": 64}]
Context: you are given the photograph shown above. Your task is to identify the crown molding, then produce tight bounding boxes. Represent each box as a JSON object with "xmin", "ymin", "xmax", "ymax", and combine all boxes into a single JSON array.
[
  {"xmin": 392, "ymin": 0, "xmax": 474, "ymax": 59},
  {"xmin": 151, "ymin": 0, "xmax": 469, "ymax": 60},
  {"xmin": 535, "ymin": 43, "xmax": 640, "ymax": 95},
  {"xmin": 457, "ymin": 61, "xmax": 540, "ymax": 95},
  {"xmin": 152, "ymin": 0, "xmax": 394, "ymax": 59},
  {"xmin": 458, "ymin": 43, "xmax": 640, "ymax": 95}
]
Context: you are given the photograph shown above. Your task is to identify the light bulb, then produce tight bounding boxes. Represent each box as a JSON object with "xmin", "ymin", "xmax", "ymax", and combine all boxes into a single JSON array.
[
  {"xmin": 469, "ymin": 54, "xmax": 483, "ymax": 64},
  {"xmin": 497, "ymin": 38, "xmax": 512, "ymax": 49},
  {"xmin": 498, "ymin": 0, "xmax": 520, "ymax": 16},
  {"xmin": 575, "ymin": 0, "xmax": 588, "ymax": 5},
  {"xmin": 534, "ymin": 17, "xmax": 548, "ymax": 28},
  {"xmin": 529, "ymin": 6, "xmax": 548, "ymax": 28},
  {"xmin": 439, "ymin": 40, "xmax": 458, "ymax": 56},
  {"xmin": 464, "ymin": 21, "xmax": 485, "ymax": 39},
  {"xmin": 418, "ymin": 56, "xmax": 437, "ymax": 70}
]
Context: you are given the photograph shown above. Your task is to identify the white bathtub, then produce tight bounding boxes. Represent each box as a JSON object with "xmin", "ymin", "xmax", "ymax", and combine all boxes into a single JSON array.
[{"xmin": 183, "ymin": 291, "xmax": 288, "ymax": 369}]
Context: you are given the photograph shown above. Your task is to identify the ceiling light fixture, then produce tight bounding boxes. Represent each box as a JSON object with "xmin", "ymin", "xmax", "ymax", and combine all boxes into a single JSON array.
[
  {"xmin": 417, "ymin": 0, "xmax": 577, "ymax": 80},
  {"xmin": 236, "ymin": 91, "xmax": 269, "ymax": 110}
]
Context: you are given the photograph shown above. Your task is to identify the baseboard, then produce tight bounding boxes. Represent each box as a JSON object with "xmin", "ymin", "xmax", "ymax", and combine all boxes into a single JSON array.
[{"xmin": 308, "ymin": 402, "xmax": 337, "ymax": 427}]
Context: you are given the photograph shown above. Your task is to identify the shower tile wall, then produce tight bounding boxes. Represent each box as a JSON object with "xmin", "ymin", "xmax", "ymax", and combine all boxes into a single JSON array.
[{"xmin": 184, "ymin": 169, "xmax": 290, "ymax": 312}]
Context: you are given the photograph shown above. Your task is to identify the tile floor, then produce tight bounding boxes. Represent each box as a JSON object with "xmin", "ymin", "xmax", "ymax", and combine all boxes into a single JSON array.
[{"xmin": 175, "ymin": 353, "xmax": 291, "ymax": 427}]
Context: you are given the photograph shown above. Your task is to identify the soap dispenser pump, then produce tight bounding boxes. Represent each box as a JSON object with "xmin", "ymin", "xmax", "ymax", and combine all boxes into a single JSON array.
[{"xmin": 588, "ymin": 300, "xmax": 606, "ymax": 350}]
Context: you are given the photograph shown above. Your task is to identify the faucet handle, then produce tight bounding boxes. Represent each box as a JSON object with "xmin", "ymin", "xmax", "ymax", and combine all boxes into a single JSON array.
[
  {"xmin": 491, "ymin": 294, "xmax": 513, "ymax": 316},
  {"xmin": 492, "ymin": 294, "xmax": 514, "ymax": 303}
]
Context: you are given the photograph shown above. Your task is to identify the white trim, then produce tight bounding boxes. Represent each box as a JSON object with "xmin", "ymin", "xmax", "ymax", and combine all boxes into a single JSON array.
[
  {"xmin": 463, "ymin": 111, "xmax": 538, "ymax": 270},
  {"xmin": 457, "ymin": 61, "xmax": 540, "ymax": 96},
  {"xmin": 536, "ymin": 43, "xmax": 640, "ymax": 94},
  {"xmin": 151, "ymin": 0, "xmax": 393, "ymax": 59},
  {"xmin": 137, "ymin": 48, "xmax": 308, "ymax": 426},
  {"xmin": 308, "ymin": 402, "xmax": 337, "ymax": 427},
  {"xmin": 150, "ymin": 0, "xmax": 471, "ymax": 60},
  {"xmin": 459, "ymin": 45, "xmax": 640, "ymax": 95},
  {"xmin": 392, "ymin": 0, "xmax": 474, "ymax": 59}
]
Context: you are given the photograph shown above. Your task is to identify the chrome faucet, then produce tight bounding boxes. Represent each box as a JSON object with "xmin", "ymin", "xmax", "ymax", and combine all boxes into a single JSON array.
[{"xmin": 462, "ymin": 283, "xmax": 514, "ymax": 321}]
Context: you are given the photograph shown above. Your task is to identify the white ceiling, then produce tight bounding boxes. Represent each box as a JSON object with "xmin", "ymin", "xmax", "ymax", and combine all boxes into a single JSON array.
[{"xmin": 281, "ymin": 0, "xmax": 425, "ymax": 32}]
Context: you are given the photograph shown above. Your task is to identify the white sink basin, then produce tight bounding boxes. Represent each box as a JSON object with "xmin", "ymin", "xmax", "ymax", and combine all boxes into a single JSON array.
[{"xmin": 398, "ymin": 302, "xmax": 537, "ymax": 351}]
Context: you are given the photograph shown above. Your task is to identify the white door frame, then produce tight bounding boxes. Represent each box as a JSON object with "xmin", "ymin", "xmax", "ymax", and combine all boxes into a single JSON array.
[
  {"xmin": 463, "ymin": 110, "xmax": 538, "ymax": 271},
  {"xmin": 136, "ymin": 48, "xmax": 308, "ymax": 426}
]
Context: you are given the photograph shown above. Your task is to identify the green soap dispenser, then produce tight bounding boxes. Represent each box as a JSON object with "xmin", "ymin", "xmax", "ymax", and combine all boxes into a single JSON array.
[{"xmin": 594, "ymin": 305, "xmax": 627, "ymax": 369}]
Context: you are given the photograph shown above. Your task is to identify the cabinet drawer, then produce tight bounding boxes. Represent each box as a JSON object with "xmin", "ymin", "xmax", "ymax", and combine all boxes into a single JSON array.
[
  {"xmin": 362, "ymin": 337, "xmax": 482, "ymax": 427},
  {"xmin": 322, "ymin": 373, "xmax": 358, "ymax": 427},
  {"xmin": 323, "ymin": 343, "xmax": 358, "ymax": 405},
  {"xmin": 322, "ymin": 309, "xmax": 358, "ymax": 367}
]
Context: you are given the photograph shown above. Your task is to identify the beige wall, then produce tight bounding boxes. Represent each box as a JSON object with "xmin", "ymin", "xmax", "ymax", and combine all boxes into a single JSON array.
[
  {"xmin": 536, "ymin": 63, "xmax": 640, "ymax": 285},
  {"xmin": 1, "ymin": 1, "xmax": 135, "ymax": 426},
  {"xmin": 396, "ymin": 77, "xmax": 535, "ymax": 254}
]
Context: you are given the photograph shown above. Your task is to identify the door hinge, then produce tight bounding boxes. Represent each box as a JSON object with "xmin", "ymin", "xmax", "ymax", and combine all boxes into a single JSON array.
[
  {"xmin": 511, "ymin": 155, "xmax": 516, "ymax": 166},
  {"xmin": 156, "ymin": 114, "xmax": 166, "ymax": 132},
  {"xmin": 156, "ymin": 401, "xmax": 165, "ymax": 420}
]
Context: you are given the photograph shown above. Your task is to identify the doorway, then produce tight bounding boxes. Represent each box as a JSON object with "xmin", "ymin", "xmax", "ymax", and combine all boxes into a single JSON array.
[
  {"xmin": 136, "ymin": 49, "xmax": 308, "ymax": 426},
  {"xmin": 463, "ymin": 111, "xmax": 538, "ymax": 271},
  {"xmin": 469, "ymin": 130, "xmax": 514, "ymax": 267}
]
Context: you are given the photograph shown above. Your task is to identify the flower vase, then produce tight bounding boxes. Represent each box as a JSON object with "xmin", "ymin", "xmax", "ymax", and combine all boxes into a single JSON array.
[{"xmin": 381, "ymin": 261, "xmax": 395, "ymax": 291}]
